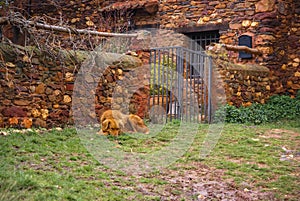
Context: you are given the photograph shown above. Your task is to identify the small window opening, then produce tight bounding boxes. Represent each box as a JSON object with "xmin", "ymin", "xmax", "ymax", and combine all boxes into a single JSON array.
[{"xmin": 238, "ymin": 35, "xmax": 252, "ymax": 59}]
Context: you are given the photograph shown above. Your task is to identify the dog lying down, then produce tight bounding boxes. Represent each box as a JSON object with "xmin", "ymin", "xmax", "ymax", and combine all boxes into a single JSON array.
[{"xmin": 99, "ymin": 110, "xmax": 149, "ymax": 136}]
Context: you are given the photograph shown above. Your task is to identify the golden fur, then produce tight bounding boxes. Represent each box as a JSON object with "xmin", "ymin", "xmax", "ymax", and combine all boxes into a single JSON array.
[
  {"xmin": 99, "ymin": 110, "xmax": 149, "ymax": 136},
  {"xmin": 99, "ymin": 118, "xmax": 121, "ymax": 136}
]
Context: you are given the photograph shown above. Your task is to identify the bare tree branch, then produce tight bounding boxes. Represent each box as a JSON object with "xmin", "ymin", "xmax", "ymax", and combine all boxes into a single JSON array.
[
  {"xmin": 0, "ymin": 16, "xmax": 138, "ymax": 38},
  {"xmin": 222, "ymin": 44, "xmax": 262, "ymax": 55}
]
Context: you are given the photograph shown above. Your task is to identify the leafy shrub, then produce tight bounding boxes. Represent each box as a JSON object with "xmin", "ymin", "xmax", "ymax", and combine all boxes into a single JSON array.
[
  {"xmin": 214, "ymin": 92, "xmax": 300, "ymax": 124},
  {"xmin": 150, "ymin": 56, "xmax": 176, "ymax": 95}
]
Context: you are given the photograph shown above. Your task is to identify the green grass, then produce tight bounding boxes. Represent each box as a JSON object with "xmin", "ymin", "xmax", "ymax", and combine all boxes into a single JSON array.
[
  {"xmin": 0, "ymin": 120, "xmax": 299, "ymax": 200},
  {"xmin": 195, "ymin": 120, "xmax": 300, "ymax": 200}
]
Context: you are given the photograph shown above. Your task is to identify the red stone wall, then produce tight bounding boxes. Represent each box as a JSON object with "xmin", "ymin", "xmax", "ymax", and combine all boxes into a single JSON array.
[
  {"xmin": 0, "ymin": 0, "xmax": 299, "ymax": 128},
  {"xmin": 158, "ymin": 0, "xmax": 299, "ymax": 96},
  {"xmin": 0, "ymin": 46, "xmax": 149, "ymax": 128}
]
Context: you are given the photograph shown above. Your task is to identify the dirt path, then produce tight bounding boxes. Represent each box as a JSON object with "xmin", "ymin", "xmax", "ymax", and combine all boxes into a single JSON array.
[{"xmin": 111, "ymin": 162, "xmax": 275, "ymax": 201}]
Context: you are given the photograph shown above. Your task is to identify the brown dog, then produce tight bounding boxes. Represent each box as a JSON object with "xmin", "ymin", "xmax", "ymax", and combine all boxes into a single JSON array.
[
  {"xmin": 99, "ymin": 110, "xmax": 149, "ymax": 136},
  {"xmin": 99, "ymin": 118, "xmax": 121, "ymax": 136}
]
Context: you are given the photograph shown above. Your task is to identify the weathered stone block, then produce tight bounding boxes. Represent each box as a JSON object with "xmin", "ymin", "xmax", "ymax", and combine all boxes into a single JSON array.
[
  {"xmin": 2, "ymin": 106, "xmax": 27, "ymax": 117},
  {"xmin": 255, "ymin": 0, "xmax": 276, "ymax": 13}
]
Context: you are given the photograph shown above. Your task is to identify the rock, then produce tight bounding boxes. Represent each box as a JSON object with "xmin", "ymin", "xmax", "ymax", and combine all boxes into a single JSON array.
[
  {"xmin": 65, "ymin": 83, "xmax": 74, "ymax": 91},
  {"xmin": 215, "ymin": 3, "xmax": 226, "ymax": 9},
  {"xmin": 229, "ymin": 23, "xmax": 242, "ymax": 30},
  {"xmin": 53, "ymin": 104, "xmax": 60, "ymax": 109},
  {"xmin": 35, "ymin": 83, "xmax": 46, "ymax": 94},
  {"xmin": 255, "ymin": 0, "xmax": 275, "ymax": 13},
  {"xmin": 41, "ymin": 109, "xmax": 49, "ymax": 120},
  {"xmin": 2, "ymin": 99, "xmax": 11, "ymax": 106},
  {"xmin": 251, "ymin": 22, "xmax": 259, "ymax": 27},
  {"xmin": 256, "ymin": 35, "xmax": 276, "ymax": 44},
  {"xmin": 257, "ymin": 47, "xmax": 274, "ymax": 54},
  {"xmin": 9, "ymin": 117, "xmax": 18, "ymax": 125},
  {"xmin": 45, "ymin": 87, "xmax": 53, "ymax": 95},
  {"xmin": 291, "ymin": 84, "xmax": 300, "ymax": 90},
  {"xmin": 13, "ymin": 100, "xmax": 31, "ymax": 106},
  {"xmin": 242, "ymin": 20, "xmax": 251, "ymax": 27},
  {"xmin": 278, "ymin": 1, "xmax": 287, "ymax": 15},
  {"xmin": 281, "ymin": 64, "xmax": 287, "ymax": 70},
  {"xmin": 2, "ymin": 106, "xmax": 27, "ymax": 117},
  {"xmin": 34, "ymin": 118, "xmax": 47, "ymax": 128},
  {"xmin": 260, "ymin": 18, "xmax": 280, "ymax": 27},
  {"xmin": 255, "ymin": 11, "xmax": 277, "ymax": 20},
  {"xmin": 31, "ymin": 109, "xmax": 41, "ymax": 118},
  {"xmin": 53, "ymin": 90, "xmax": 61, "ymax": 96},
  {"xmin": 22, "ymin": 118, "xmax": 33, "ymax": 128},
  {"xmin": 65, "ymin": 72, "xmax": 75, "ymax": 82},
  {"xmin": 48, "ymin": 94, "xmax": 57, "ymax": 102},
  {"xmin": 63, "ymin": 95, "xmax": 72, "ymax": 103}
]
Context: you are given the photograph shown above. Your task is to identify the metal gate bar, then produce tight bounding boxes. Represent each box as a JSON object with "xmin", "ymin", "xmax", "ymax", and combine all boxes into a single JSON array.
[{"xmin": 149, "ymin": 46, "xmax": 212, "ymax": 123}]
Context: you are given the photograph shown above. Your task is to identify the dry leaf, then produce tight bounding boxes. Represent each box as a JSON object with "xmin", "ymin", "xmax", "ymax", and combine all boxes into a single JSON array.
[{"xmin": 23, "ymin": 55, "xmax": 31, "ymax": 63}]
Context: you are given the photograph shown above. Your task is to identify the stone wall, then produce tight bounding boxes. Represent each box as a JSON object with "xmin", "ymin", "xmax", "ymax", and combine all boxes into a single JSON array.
[
  {"xmin": 209, "ymin": 48, "xmax": 271, "ymax": 107},
  {"xmin": 0, "ymin": 0, "xmax": 299, "ymax": 128},
  {"xmin": 0, "ymin": 44, "xmax": 149, "ymax": 128},
  {"xmin": 158, "ymin": 0, "xmax": 299, "ymax": 97},
  {"xmin": 3, "ymin": 1, "xmax": 298, "ymax": 97}
]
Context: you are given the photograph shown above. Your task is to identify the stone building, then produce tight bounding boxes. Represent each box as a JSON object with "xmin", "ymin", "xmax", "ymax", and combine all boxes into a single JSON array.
[
  {"xmin": 0, "ymin": 0, "xmax": 299, "ymax": 127},
  {"xmin": 2, "ymin": 0, "xmax": 299, "ymax": 95},
  {"xmin": 99, "ymin": 0, "xmax": 299, "ymax": 96}
]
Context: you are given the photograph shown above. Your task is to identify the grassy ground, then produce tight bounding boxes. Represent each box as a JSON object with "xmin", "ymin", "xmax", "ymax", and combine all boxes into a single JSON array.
[{"xmin": 0, "ymin": 120, "xmax": 299, "ymax": 200}]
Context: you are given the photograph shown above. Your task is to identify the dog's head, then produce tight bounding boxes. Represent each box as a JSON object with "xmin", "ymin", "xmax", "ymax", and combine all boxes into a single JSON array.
[{"xmin": 101, "ymin": 119, "xmax": 121, "ymax": 136}]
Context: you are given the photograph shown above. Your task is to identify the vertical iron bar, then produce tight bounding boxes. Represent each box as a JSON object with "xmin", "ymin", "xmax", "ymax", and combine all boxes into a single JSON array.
[
  {"xmin": 199, "ymin": 53, "xmax": 202, "ymax": 123},
  {"xmin": 157, "ymin": 49, "xmax": 162, "ymax": 122},
  {"xmin": 153, "ymin": 50, "xmax": 158, "ymax": 122},
  {"xmin": 166, "ymin": 49, "xmax": 169, "ymax": 122},
  {"xmin": 161, "ymin": 49, "xmax": 165, "ymax": 122},
  {"xmin": 189, "ymin": 51, "xmax": 193, "ymax": 122},
  {"xmin": 175, "ymin": 47, "xmax": 178, "ymax": 120},
  {"xmin": 184, "ymin": 51, "xmax": 187, "ymax": 121},
  {"xmin": 190, "ymin": 51, "xmax": 194, "ymax": 122},
  {"xmin": 170, "ymin": 48, "xmax": 174, "ymax": 122},
  {"xmin": 194, "ymin": 53, "xmax": 198, "ymax": 123},
  {"xmin": 195, "ymin": 53, "xmax": 198, "ymax": 123},
  {"xmin": 176, "ymin": 47, "xmax": 180, "ymax": 120},
  {"xmin": 180, "ymin": 48, "xmax": 184, "ymax": 120},
  {"xmin": 200, "ymin": 54, "xmax": 204, "ymax": 122},
  {"xmin": 149, "ymin": 50, "xmax": 153, "ymax": 120},
  {"xmin": 208, "ymin": 56, "xmax": 212, "ymax": 123}
]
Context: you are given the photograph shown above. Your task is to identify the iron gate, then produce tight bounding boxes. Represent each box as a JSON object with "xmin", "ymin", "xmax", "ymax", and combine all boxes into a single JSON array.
[{"xmin": 149, "ymin": 46, "xmax": 212, "ymax": 123}]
